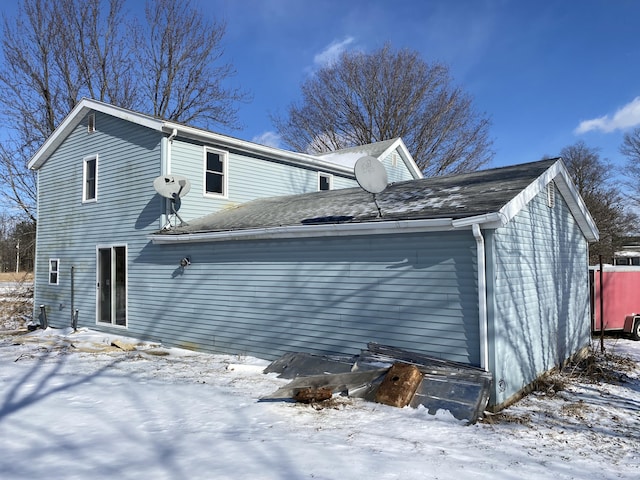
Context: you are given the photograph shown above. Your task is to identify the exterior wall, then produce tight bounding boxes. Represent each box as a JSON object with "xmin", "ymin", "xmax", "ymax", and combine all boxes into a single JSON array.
[
  {"xmin": 169, "ymin": 138, "xmax": 358, "ymax": 221},
  {"xmin": 487, "ymin": 184, "xmax": 590, "ymax": 406},
  {"xmin": 381, "ymin": 148, "xmax": 416, "ymax": 183},
  {"xmin": 131, "ymin": 231, "xmax": 481, "ymax": 364},
  {"xmin": 34, "ymin": 111, "xmax": 163, "ymax": 328}
]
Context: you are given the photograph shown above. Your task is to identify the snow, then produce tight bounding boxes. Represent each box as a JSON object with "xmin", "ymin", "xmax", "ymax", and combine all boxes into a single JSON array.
[{"xmin": 1, "ymin": 324, "xmax": 639, "ymax": 479}]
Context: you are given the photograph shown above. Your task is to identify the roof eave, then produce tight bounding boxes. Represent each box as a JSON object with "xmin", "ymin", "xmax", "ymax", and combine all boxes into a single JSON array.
[
  {"xmin": 377, "ymin": 138, "xmax": 424, "ymax": 179},
  {"xmin": 162, "ymin": 122, "xmax": 355, "ymax": 176},
  {"xmin": 28, "ymin": 98, "xmax": 165, "ymax": 170},
  {"xmin": 498, "ymin": 159, "xmax": 599, "ymax": 242},
  {"xmin": 149, "ymin": 217, "xmax": 457, "ymax": 244}
]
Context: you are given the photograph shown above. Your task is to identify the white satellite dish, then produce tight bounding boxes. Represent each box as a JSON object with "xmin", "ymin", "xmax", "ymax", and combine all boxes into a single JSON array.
[
  {"xmin": 354, "ymin": 156, "xmax": 388, "ymax": 194},
  {"xmin": 153, "ymin": 174, "xmax": 191, "ymax": 199}
]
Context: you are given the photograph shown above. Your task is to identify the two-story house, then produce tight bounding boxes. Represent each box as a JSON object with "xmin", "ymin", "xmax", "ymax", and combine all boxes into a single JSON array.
[{"xmin": 29, "ymin": 98, "xmax": 598, "ymax": 410}]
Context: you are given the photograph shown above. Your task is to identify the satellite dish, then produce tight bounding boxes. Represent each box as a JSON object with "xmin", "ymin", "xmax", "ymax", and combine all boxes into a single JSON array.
[
  {"xmin": 354, "ymin": 156, "xmax": 388, "ymax": 194},
  {"xmin": 153, "ymin": 174, "xmax": 191, "ymax": 199}
]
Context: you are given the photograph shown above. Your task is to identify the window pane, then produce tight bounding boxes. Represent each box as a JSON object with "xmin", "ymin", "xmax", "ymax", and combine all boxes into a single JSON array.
[
  {"xmin": 85, "ymin": 159, "xmax": 96, "ymax": 200},
  {"xmin": 206, "ymin": 172, "xmax": 223, "ymax": 194},
  {"xmin": 114, "ymin": 246, "xmax": 126, "ymax": 326},
  {"xmin": 320, "ymin": 175, "xmax": 330, "ymax": 190},
  {"xmin": 207, "ymin": 152, "xmax": 223, "ymax": 173}
]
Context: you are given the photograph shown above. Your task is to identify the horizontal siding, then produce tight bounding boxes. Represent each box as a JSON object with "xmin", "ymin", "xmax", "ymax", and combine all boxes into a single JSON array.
[
  {"xmin": 34, "ymin": 111, "xmax": 163, "ymax": 328},
  {"xmin": 128, "ymin": 231, "xmax": 481, "ymax": 364},
  {"xmin": 489, "ymin": 184, "xmax": 590, "ymax": 406},
  {"xmin": 381, "ymin": 148, "xmax": 416, "ymax": 183},
  {"xmin": 170, "ymin": 139, "xmax": 358, "ymax": 221}
]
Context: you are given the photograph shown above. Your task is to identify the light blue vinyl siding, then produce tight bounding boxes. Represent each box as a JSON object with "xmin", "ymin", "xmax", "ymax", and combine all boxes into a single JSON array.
[
  {"xmin": 170, "ymin": 139, "xmax": 358, "ymax": 221},
  {"xmin": 380, "ymin": 148, "xmax": 416, "ymax": 183},
  {"xmin": 487, "ymin": 184, "xmax": 590, "ymax": 406},
  {"xmin": 33, "ymin": 112, "xmax": 163, "ymax": 328},
  {"xmin": 131, "ymin": 231, "xmax": 480, "ymax": 364}
]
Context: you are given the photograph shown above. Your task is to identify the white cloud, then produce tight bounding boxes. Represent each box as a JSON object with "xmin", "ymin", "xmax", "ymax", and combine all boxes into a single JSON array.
[
  {"xmin": 313, "ymin": 37, "xmax": 355, "ymax": 67},
  {"xmin": 575, "ymin": 97, "xmax": 640, "ymax": 134},
  {"xmin": 252, "ymin": 131, "xmax": 282, "ymax": 149}
]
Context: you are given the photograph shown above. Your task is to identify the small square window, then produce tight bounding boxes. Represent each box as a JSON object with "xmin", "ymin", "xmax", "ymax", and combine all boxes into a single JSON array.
[
  {"xmin": 87, "ymin": 113, "xmax": 95, "ymax": 133},
  {"xmin": 204, "ymin": 148, "xmax": 227, "ymax": 196},
  {"xmin": 83, "ymin": 155, "xmax": 98, "ymax": 202},
  {"xmin": 49, "ymin": 258, "xmax": 60, "ymax": 285},
  {"xmin": 319, "ymin": 173, "xmax": 332, "ymax": 191}
]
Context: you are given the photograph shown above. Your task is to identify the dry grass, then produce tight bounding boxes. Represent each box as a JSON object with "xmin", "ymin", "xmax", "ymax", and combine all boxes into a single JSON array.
[
  {"xmin": 0, "ymin": 274, "xmax": 34, "ymax": 331},
  {"xmin": 0, "ymin": 272, "xmax": 33, "ymax": 282}
]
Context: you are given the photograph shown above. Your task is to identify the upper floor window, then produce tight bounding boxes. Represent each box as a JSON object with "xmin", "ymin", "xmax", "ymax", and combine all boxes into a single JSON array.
[
  {"xmin": 83, "ymin": 154, "xmax": 98, "ymax": 202},
  {"xmin": 318, "ymin": 172, "xmax": 333, "ymax": 191},
  {"xmin": 87, "ymin": 113, "xmax": 95, "ymax": 133},
  {"xmin": 49, "ymin": 258, "xmax": 60, "ymax": 285},
  {"xmin": 204, "ymin": 148, "xmax": 228, "ymax": 197}
]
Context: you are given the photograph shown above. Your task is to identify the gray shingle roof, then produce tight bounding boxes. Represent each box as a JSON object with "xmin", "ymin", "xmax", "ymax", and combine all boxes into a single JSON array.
[{"xmin": 158, "ymin": 159, "xmax": 558, "ymax": 236}]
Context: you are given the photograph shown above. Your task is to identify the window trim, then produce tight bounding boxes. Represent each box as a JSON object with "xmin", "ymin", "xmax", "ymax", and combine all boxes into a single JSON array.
[
  {"xmin": 82, "ymin": 154, "xmax": 98, "ymax": 203},
  {"xmin": 203, "ymin": 147, "xmax": 228, "ymax": 198},
  {"xmin": 49, "ymin": 258, "xmax": 60, "ymax": 285},
  {"xmin": 96, "ymin": 244, "xmax": 128, "ymax": 328},
  {"xmin": 318, "ymin": 172, "xmax": 333, "ymax": 191}
]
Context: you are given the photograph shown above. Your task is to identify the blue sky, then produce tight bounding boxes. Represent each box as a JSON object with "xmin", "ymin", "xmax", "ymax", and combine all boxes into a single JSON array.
[
  {"xmin": 2, "ymin": 0, "xmax": 639, "ymax": 172},
  {"xmin": 195, "ymin": 0, "xmax": 640, "ymax": 172}
]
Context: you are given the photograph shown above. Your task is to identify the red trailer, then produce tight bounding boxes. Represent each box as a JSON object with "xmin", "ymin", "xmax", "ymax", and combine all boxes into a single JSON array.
[{"xmin": 590, "ymin": 265, "xmax": 640, "ymax": 340}]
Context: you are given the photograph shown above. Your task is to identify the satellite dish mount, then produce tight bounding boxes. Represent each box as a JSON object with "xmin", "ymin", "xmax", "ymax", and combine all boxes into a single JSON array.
[
  {"xmin": 354, "ymin": 156, "xmax": 388, "ymax": 217},
  {"xmin": 153, "ymin": 174, "xmax": 191, "ymax": 228}
]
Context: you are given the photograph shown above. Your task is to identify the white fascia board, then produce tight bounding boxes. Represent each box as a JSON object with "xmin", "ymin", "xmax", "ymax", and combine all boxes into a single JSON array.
[
  {"xmin": 28, "ymin": 98, "xmax": 165, "ymax": 170},
  {"xmin": 377, "ymin": 138, "xmax": 424, "ymax": 179},
  {"xmin": 161, "ymin": 122, "xmax": 355, "ymax": 177},
  {"xmin": 149, "ymin": 217, "xmax": 455, "ymax": 244},
  {"xmin": 451, "ymin": 212, "xmax": 505, "ymax": 229},
  {"xmin": 498, "ymin": 159, "xmax": 599, "ymax": 242}
]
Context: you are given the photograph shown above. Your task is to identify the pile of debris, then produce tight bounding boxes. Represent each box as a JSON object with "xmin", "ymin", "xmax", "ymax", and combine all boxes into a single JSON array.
[{"xmin": 261, "ymin": 343, "xmax": 492, "ymax": 424}]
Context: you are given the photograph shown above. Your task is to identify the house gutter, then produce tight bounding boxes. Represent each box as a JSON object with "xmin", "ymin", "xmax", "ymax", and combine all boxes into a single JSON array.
[{"xmin": 149, "ymin": 217, "xmax": 456, "ymax": 244}]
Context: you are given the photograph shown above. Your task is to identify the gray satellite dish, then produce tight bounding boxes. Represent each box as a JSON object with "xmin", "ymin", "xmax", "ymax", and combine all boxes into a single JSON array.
[
  {"xmin": 354, "ymin": 156, "xmax": 388, "ymax": 194},
  {"xmin": 153, "ymin": 174, "xmax": 191, "ymax": 199},
  {"xmin": 154, "ymin": 174, "xmax": 191, "ymax": 228}
]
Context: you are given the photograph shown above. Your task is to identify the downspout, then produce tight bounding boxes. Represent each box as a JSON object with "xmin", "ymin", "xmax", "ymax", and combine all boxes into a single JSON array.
[
  {"xmin": 160, "ymin": 128, "xmax": 179, "ymax": 228},
  {"xmin": 472, "ymin": 223, "xmax": 490, "ymax": 372},
  {"xmin": 166, "ymin": 128, "xmax": 178, "ymax": 173}
]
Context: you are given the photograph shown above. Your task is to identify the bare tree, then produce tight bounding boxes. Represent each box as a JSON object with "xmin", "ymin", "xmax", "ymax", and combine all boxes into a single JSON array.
[
  {"xmin": 273, "ymin": 44, "xmax": 493, "ymax": 176},
  {"xmin": 0, "ymin": 0, "xmax": 247, "ymax": 221},
  {"xmin": 560, "ymin": 141, "xmax": 637, "ymax": 263},
  {"xmin": 136, "ymin": 0, "xmax": 248, "ymax": 127},
  {"xmin": 620, "ymin": 127, "xmax": 640, "ymax": 208}
]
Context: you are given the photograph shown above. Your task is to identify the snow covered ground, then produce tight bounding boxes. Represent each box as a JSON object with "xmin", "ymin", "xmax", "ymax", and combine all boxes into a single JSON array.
[{"xmin": 1, "ymin": 303, "xmax": 639, "ymax": 479}]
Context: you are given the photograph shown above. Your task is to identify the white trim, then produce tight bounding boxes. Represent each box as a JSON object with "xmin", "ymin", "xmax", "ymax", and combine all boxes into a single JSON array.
[
  {"xmin": 377, "ymin": 138, "xmax": 423, "ymax": 179},
  {"xmin": 203, "ymin": 147, "xmax": 229, "ymax": 198},
  {"xmin": 95, "ymin": 244, "xmax": 128, "ymax": 328},
  {"xmin": 150, "ymin": 218, "xmax": 456, "ymax": 244},
  {"xmin": 28, "ymin": 98, "xmax": 165, "ymax": 170},
  {"xmin": 48, "ymin": 258, "xmax": 60, "ymax": 285},
  {"xmin": 318, "ymin": 172, "xmax": 333, "ymax": 191},
  {"xmin": 82, "ymin": 154, "xmax": 98, "ymax": 203},
  {"xmin": 498, "ymin": 159, "xmax": 599, "ymax": 242}
]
